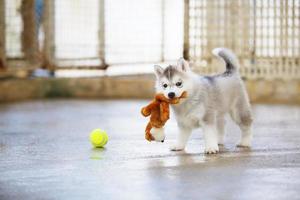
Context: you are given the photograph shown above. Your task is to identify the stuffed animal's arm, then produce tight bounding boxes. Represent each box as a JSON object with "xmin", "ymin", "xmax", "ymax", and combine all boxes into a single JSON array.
[
  {"xmin": 142, "ymin": 94, "xmax": 167, "ymax": 117},
  {"xmin": 145, "ymin": 122, "xmax": 154, "ymax": 141},
  {"xmin": 141, "ymin": 100, "xmax": 157, "ymax": 117},
  {"xmin": 160, "ymin": 101, "xmax": 170, "ymax": 122}
]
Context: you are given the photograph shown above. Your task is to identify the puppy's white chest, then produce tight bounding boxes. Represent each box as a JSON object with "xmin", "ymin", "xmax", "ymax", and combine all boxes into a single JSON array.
[
  {"xmin": 178, "ymin": 114, "xmax": 199, "ymax": 128},
  {"xmin": 173, "ymin": 102, "xmax": 205, "ymax": 128}
]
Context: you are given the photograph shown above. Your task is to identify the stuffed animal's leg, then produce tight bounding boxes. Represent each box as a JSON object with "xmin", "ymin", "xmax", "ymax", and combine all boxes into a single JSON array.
[
  {"xmin": 145, "ymin": 122, "xmax": 154, "ymax": 142},
  {"xmin": 160, "ymin": 102, "xmax": 170, "ymax": 122}
]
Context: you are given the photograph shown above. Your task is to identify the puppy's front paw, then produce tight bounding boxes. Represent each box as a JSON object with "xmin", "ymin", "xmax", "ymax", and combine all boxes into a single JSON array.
[
  {"xmin": 236, "ymin": 142, "xmax": 251, "ymax": 148},
  {"xmin": 169, "ymin": 144, "xmax": 185, "ymax": 151},
  {"xmin": 237, "ymin": 138, "xmax": 252, "ymax": 148},
  {"xmin": 204, "ymin": 145, "xmax": 219, "ymax": 154}
]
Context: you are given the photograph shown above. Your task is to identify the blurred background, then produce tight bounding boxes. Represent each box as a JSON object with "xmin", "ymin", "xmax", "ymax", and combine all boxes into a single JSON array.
[
  {"xmin": 0, "ymin": 0, "xmax": 299, "ymax": 103},
  {"xmin": 0, "ymin": 1, "xmax": 300, "ymax": 199}
]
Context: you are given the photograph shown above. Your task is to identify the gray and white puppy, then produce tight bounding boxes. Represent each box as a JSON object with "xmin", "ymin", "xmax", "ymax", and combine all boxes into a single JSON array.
[{"xmin": 154, "ymin": 48, "xmax": 253, "ymax": 154}]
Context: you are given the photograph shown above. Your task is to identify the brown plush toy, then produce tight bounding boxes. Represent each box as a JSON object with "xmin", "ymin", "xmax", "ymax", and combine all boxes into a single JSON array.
[{"xmin": 141, "ymin": 91, "xmax": 187, "ymax": 142}]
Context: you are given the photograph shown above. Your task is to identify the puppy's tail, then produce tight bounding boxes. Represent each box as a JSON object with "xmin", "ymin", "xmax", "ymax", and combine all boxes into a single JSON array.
[{"xmin": 212, "ymin": 48, "xmax": 239, "ymax": 75}]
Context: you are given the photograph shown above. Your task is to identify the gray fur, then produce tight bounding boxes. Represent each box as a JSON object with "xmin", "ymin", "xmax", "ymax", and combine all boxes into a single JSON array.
[
  {"xmin": 219, "ymin": 51, "xmax": 236, "ymax": 74},
  {"xmin": 213, "ymin": 48, "xmax": 239, "ymax": 76},
  {"xmin": 163, "ymin": 65, "xmax": 177, "ymax": 80},
  {"xmin": 155, "ymin": 48, "xmax": 253, "ymax": 154}
]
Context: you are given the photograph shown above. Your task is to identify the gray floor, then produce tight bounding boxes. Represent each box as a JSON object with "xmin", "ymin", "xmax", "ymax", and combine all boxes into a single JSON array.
[{"xmin": 0, "ymin": 100, "xmax": 300, "ymax": 200}]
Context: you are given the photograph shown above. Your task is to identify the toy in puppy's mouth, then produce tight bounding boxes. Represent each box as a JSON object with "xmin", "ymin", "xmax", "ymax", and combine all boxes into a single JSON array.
[{"xmin": 141, "ymin": 91, "xmax": 187, "ymax": 142}]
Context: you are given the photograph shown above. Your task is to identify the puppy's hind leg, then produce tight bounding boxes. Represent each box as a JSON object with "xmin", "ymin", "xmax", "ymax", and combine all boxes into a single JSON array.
[
  {"xmin": 230, "ymin": 100, "xmax": 253, "ymax": 148},
  {"xmin": 216, "ymin": 114, "xmax": 225, "ymax": 145},
  {"xmin": 202, "ymin": 123, "xmax": 219, "ymax": 154}
]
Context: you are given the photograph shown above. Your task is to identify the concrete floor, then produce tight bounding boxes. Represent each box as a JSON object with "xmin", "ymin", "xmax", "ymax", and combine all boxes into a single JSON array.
[{"xmin": 0, "ymin": 100, "xmax": 300, "ymax": 200}]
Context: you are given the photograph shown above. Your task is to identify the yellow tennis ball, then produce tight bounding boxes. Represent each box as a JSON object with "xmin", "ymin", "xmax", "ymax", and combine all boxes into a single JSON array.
[{"xmin": 89, "ymin": 129, "xmax": 108, "ymax": 148}]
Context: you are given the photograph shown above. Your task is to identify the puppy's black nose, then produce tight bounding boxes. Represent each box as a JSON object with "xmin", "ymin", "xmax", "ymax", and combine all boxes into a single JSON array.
[
  {"xmin": 161, "ymin": 140, "xmax": 164, "ymax": 143},
  {"xmin": 168, "ymin": 92, "xmax": 175, "ymax": 99}
]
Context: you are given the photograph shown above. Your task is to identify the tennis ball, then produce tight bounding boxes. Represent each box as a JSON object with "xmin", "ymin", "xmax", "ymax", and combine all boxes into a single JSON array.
[{"xmin": 90, "ymin": 129, "xmax": 108, "ymax": 148}]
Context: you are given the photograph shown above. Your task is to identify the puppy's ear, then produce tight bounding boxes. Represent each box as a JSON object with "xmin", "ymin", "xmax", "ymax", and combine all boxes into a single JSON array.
[
  {"xmin": 177, "ymin": 58, "xmax": 190, "ymax": 72},
  {"xmin": 154, "ymin": 65, "xmax": 164, "ymax": 77}
]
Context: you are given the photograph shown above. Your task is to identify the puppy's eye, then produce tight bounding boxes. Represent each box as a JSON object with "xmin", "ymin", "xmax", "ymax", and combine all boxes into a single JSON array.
[
  {"xmin": 176, "ymin": 82, "xmax": 182, "ymax": 87},
  {"xmin": 162, "ymin": 83, "xmax": 168, "ymax": 88}
]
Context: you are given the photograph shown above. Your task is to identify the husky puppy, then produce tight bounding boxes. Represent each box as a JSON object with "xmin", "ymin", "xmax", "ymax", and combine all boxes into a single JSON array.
[{"xmin": 154, "ymin": 48, "xmax": 253, "ymax": 154}]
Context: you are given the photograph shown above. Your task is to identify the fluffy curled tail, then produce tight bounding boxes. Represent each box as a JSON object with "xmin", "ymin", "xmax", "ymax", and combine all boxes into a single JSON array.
[{"xmin": 212, "ymin": 48, "xmax": 239, "ymax": 75}]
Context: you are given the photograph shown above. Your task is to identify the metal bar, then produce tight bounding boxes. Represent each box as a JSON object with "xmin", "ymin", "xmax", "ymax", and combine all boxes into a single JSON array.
[
  {"xmin": 274, "ymin": 0, "xmax": 279, "ymax": 76},
  {"xmin": 285, "ymin": 0, "xmax": 288, "ymax": 58},
  {"xmin": 99, "ymin": 0, "xmax": 107, "ymax": 68},
  {"xmin": 291, "ymin": 0, "xmax": 296, "ymax": 78},
  {"xmin": 230, "ymin": 0, "xmax": 238, "ymax": 51},
  {"xmin": 260, "ymin": 0, "xmax": 264, "ymax": 57},
  {"xmin": 267, "ymin": 0, "xmax": 270, "ymax": 58},
  {"xmin": 183, "ymin": 0, "xmax": 190, "ymax": 60},
  {"xmin": 0, "ymin": 0, "xmax": 6, "ymax": 70},
  {"xmin": 200, "ymin": 0, "xmax": 205, "ymax": 63},
  {"xmin": 191, "ymin": 0, "xmax": 196, "ymax": 64},
  {"xmin": 160, "ymin": 0, "xmax": 165, "ymax": 62},
  {"xmin": 21, "ymin": 0, "xmax": 38, "ymax": 65},
  {"xmin": 274, "ymin": 0, "xmax": 277, "ymax": 57},
  {"xmin": 252, "ymin": 0, "xmax": 256, "ymax": 61},
  {"xmin": 280, "ymin": 0, "xmax": 284, "ymax": 58},
  {"xmin": 206, "ymin": 0, "xmax": 213, "ymax": 59},
  {"xmin": 43, "ymin": 0, "xmax": 56, "ymax": 71},
  {"xmin": 225, "ymin": 0, "xmax": 230, "ymax": 49}
]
